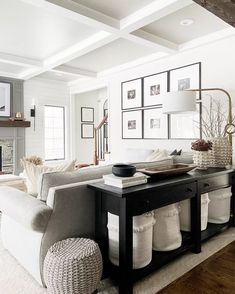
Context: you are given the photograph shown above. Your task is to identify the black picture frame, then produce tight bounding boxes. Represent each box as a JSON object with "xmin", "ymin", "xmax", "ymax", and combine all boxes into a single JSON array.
[
  {"xmin": 0, "ymin": 81, "xmax": 12, "ymax": 118},
  {"xmin": 121, "ymin": 78, "xmax": 142, "ymax": 110},
  {"xmin": 143, "ymin": 71, "xmax": 168, "ymax": 107},
  {"xmin": 81, "ymin": 123, "xmax": 94, "ymax": 139},
  {"xmin": 81, "ymin": 107, "xmax": 94, "ymax": 123},
  {"xmin": 122, "ymin": 109, "xmax": 143, "ymax": 139},
  {"xmin": 143, "ymin": 107, "xmax": 169, "ymax": 139},
  {"xmin": 169, "ymin": 62, "xmax": 202, "ymax": 140}
]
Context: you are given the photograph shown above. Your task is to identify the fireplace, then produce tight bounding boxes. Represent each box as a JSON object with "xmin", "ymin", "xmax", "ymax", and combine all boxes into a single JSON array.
[{"xmin": 0, "ymin": 139, "xmax": 14, "ymax": 174}]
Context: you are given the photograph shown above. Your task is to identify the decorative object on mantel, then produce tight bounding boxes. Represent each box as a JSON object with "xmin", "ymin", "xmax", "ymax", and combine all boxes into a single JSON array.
[
  {"xmin": 9, "ymin": 112, "xmax": 26, "ymax": 121},
  {"xmin": 163, "ymin": 88, "xmax": 235, "ymax": 166},
  {"xmin": 191, "ymin": 139, "xmax": 213, "ymax": 169}
]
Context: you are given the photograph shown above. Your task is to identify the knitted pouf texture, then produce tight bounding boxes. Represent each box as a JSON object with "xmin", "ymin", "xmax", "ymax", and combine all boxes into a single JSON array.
[{"xmin": 43, "ymin": 238, "xmax": 103, "ymax": 294}]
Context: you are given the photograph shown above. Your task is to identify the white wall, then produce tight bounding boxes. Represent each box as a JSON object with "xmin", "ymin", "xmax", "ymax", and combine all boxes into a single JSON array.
[
  {"xmin": 24, "ymin": 78, "xmax": 70, "ymax": 161},
  {"xmin": 72, "ymin": 88, "xmax": 107, "ymax": 163},
  {"xmin": 70, "ymin": 35, "xmax": 235, "ymax": 162}
]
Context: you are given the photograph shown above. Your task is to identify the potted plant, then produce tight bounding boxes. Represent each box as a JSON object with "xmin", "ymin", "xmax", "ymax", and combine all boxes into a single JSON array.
[{"xmin": 191, "ymin": 139, "xmax": 213, "ymax": 169}]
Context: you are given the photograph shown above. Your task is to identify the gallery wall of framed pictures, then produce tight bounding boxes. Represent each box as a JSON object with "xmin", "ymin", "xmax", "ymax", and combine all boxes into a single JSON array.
[{"xmin": 121, "ymin": 62, "xmax": 201, "ymax": 140}]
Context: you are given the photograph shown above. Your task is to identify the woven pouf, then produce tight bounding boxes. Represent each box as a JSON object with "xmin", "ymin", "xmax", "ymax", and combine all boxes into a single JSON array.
[{"xmin": 43, "ymin": 238, "xmax": 103, "ymax": 294}]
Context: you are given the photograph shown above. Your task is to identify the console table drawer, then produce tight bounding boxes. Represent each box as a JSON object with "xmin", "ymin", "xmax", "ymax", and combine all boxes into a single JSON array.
[
  {"xmin": 199, "ymin": 174, "xmax": 231, "ymax": 193},
  {"xmin": 130, "ymin": 182, "xmax": 197, "ymax": 215}
]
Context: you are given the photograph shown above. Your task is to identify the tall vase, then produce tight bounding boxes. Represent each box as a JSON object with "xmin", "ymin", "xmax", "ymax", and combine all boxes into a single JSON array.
[
  {"xmin": 193, "ymin": 151, "xmax": 212, "ymax": 169},
  {"xmin": 207, "ymin": 137, "xmax": 232, "ymax": 167}
]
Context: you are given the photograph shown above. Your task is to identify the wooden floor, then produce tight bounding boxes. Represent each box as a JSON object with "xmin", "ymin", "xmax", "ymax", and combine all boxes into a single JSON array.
[{"xmin": 158, "ymin": 241, "xmax": 235, "ymax": 294}]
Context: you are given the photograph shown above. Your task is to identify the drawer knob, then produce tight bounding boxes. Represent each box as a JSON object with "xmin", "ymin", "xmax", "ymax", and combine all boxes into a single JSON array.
[
  {"xmin": 186, "ymin": 188, "xmax": 193, "ymax": 192},
  {"xmin": 204, "ymin": 183, "xmax": 210, "ymax": 187}
]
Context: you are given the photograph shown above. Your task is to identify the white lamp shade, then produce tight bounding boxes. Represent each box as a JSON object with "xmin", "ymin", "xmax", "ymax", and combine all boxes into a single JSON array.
[{"xmin": 162, "ymin": 91, "xmax": 197, "ymax": 114}]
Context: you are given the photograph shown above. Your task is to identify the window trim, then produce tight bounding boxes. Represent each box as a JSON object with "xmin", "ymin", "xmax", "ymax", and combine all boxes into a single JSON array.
[{"xmin": 44, "ymin": 105, "xmax": 65, "ymax": 162}]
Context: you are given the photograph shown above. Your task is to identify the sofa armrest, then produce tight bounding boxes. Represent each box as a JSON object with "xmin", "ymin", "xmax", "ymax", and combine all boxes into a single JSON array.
[{"xmin": 0, "ymin": 187, "xmax": 52, "ymax": 232}]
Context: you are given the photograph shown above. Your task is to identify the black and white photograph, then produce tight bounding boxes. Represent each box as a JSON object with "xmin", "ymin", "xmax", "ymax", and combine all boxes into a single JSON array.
[
  {"xmin": 0, "ymin": 82, "xmax": 11, "ymax": 117},
  {"xmin": 128, "ymin": 120, "xmax": 136, "ymax": 129},
  {"xmin": 144, "ymin": 108, "xmax": 168, "ymax": 139},
  {"xmin": 150, "ymin": 118, "xmax": 161, "ymax": 129},
  {"xmin": 178, "ymin": 78, "xmax": 190, "ymax": 91},
  {"xmin": 122, "ymin": 78, "xmax": 142, "ymax": 109},
  {"xmin": 81, "ymin": 107, "xmax": 94, "ymax": 122},
  {"xmin": 122, "ymin": 110, "xmax": 142, "ymax": 139},
  {"xmin": 81, "ymin": 123, "xmax": 94, "ymax": 139},
  {"xmin": 144, "ymin": 72, "xmax": 168, "ymax": 107},
  {"xmin": 127, "ymin": 90, "xmax": 136, "ymax": 99},
  {"xmin": 150, "ymin": 84, "xmax": 160, "ymax": 96}
]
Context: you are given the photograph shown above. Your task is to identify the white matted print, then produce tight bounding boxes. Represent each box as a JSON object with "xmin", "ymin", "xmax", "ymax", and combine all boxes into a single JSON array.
[
  {"xmin": 122, "ymin": 110, "xmax": 142, "ymax": 139},
  {"xmin": 170, "ymin": 63, "xmax": 200, "ymax": 92},
  {"xmin": 143, "ymin": 72, "xmax": 168, "ymax": 106},
  {"xmin": 170, "ymin": 104, "xmax": 200, "ymax": 139},
  {"xmin": 0, "ymin": 82, "xmax": 11, "ymax": 117},
  {"xmin": 144, "ymin": 108, "xmax": 168, "ymax": 139},
  {"xmin": 122, "ymin": 79, "xmax": 142, "ymax": 110},
  {"xmin": 81, "ymin": 124, "xmax": 94, "ymax": 139}
]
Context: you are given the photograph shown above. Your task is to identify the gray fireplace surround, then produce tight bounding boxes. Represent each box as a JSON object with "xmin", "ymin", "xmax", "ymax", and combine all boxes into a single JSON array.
[{"xmin": 0, "ymin": 76, "xmax": 24, "ymax": 175}]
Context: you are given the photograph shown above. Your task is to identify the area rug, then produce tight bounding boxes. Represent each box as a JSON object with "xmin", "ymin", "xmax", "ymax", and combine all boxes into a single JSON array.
[{"xmin": 0, "ymin": 224, "xmax": 234, "ymax": 294}]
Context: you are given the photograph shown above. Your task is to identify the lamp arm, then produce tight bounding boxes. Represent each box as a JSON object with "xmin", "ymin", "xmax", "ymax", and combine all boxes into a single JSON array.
[{"xmin": 188, "ymin": 88, "xmax": 234, "ymax": 147}]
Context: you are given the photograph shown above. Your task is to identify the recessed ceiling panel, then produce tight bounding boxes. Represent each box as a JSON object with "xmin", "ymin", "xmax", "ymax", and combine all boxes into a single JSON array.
[
  {"xmin": 66, "ymin": 38, "xmax": 156, "ymax": 72},
  {"xmin": 0, "ymin": 0, "xmax": 98, "ymax": 60},
  {"xmin": 73, "ymin": 0, "xmax": 155, "ymax": 19},
  {"xmin": 142, "ymin": 3, "xmax": 229, "ymax": 44},
  {"xmin": 38, "ymin": 71, "xmax": 81, "ymax": 83},
  {"xmin": 0, "ymin": 62, "xmax": 28, "ymax": 74}
]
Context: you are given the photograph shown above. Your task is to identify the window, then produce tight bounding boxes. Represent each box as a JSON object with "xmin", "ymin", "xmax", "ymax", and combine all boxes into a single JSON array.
[{"xmin": 44, "ymin": 105, "xmax": 65, "ymax": 161}]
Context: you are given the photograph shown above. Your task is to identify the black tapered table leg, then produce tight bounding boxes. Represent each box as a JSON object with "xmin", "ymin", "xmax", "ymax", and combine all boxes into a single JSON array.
[{"xmin": 119, "ymin": 198, "xmax": 133, "ymax": 294}]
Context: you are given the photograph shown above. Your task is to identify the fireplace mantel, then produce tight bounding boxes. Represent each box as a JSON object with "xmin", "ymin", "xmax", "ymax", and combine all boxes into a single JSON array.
[{"xmin": 0, "ymin": 121, "xmax": 30, "ymax": 128}]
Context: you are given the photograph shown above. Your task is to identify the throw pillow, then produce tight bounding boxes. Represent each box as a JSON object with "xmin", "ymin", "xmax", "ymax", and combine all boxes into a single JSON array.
[
  {"xmin": 21, "ymin": 159, "xmax": 76, "ymax": 197},
  {"xmin": 145, "ymin": 149, "xmax": 169, "ymax": 161}
]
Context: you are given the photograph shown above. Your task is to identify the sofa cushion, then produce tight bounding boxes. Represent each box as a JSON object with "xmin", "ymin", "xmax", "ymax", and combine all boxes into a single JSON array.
[
  {"xmin": 124, "ymin": 148, "xmax": 154, "ymax": 162},
  {"xmin": 38, "ymin": 164, "xmax": 113, "ymax": 201},
  {"xmin": 0, "ymin": 187, "xmax": 52, "ymax": 232}
]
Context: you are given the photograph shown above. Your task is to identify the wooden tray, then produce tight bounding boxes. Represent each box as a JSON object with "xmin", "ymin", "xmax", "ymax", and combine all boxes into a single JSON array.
[{"xmin": 137, "ymin": 164, "xmax": 196, "ymax": 177}]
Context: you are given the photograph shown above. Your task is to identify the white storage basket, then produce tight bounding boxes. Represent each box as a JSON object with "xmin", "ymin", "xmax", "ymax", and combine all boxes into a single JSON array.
[
  {"xmin": 208, "ymin": 187, "xmax": 232, "ymax": 224},
  {"xmin": 107, "ymin": 212, "xmax": 155, "ymax": 269},
  {"xmin": 153, "ymin": 204, "xmax": 182, "ymax": 251},
  {"xmin": 179, "ymin": 193, "xmax": 210, "ymax": 232}
]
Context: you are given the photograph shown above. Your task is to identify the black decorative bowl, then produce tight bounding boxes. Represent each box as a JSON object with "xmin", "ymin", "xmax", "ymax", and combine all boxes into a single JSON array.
[{"xmin": 112, "ymin": 164, "xmax": 136, "ymax": 177}]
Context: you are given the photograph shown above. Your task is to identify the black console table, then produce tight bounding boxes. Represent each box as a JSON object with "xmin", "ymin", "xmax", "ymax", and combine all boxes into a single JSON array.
[{"xmin": 88, "ymin": 168, "xmax": 235, "ymax": 294}]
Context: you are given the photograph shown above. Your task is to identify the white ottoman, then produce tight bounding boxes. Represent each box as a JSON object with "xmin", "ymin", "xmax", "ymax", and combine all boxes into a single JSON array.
[{"xmin": 44, "ymin": 238, "xmax": 103, "ymax": 294}]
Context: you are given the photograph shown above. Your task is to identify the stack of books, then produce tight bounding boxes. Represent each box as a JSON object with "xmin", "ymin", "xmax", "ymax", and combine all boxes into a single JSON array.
[{"xmin": 103, "ymin": 172, "xmax": 148, "ymax": 188}]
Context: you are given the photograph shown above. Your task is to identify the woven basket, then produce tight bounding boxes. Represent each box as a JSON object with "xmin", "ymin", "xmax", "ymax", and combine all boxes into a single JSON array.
[
  {"xmin": 193, "ymin": 150, "xmax": 212, "ymax": 169},
  {"xmin": 207, "ymin": 137, "xmax": 232, "ymax": 167},
  {"xmin": 43, "ymin": 238, "xmax": 102, "ymax": 294},
  {"xmin": 107, "ymin": 212, "xmax": 155, "ymax": 269}
]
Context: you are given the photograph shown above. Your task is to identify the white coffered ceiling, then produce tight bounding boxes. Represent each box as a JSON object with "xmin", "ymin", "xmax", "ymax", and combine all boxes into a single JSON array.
[{"xmin": 0, "ymin": 0, "xmax": 234, "ymax": 83}]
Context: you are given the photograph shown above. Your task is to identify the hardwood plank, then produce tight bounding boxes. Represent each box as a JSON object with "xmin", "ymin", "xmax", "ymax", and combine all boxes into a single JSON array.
[{"xmin": 159, "ymin": 241, "xmax": 235, "ymax": 294}]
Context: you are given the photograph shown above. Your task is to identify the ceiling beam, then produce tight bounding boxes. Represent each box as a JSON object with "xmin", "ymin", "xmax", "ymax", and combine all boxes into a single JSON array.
[
  {"xmin": 120, "ymin": 0, "xmax": 193, "ymax": 33},
  {"xmin": 20, "ymin": 0, "xmax": 119, "ymax": 33},
  {"xmin": 21, "ymin": 32, "xmax": 118, "ymax": 80},
  {"xmin": 193, "ymin": 0, "xmax": 235, "ymax": 27},
  {"xmin": 0, "ymin": 52, "xmax": 42, "ymax": 67},
  {"xmin": 51, "ymin": 65, "xmax": 97, "ymax": 78},
  {"xmin": 179, "ymin": 27, "xmax": 235, "ymax": 51},
  {"xmin": 0, "ymin": 71, "xmax": 20, "ymax": 79},
  {"xmin": 125, "ymin": 29, "xmax": 178, "ymax": 53}
]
